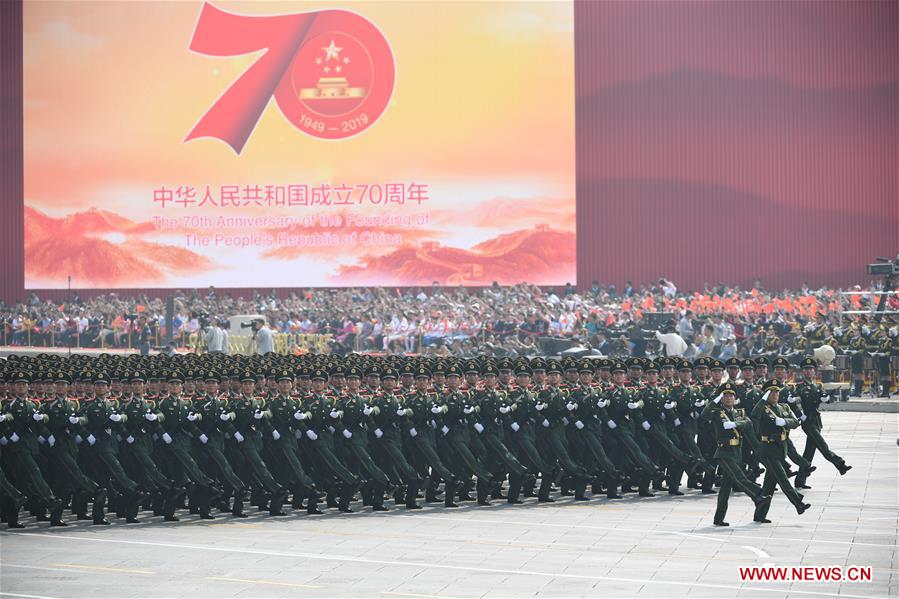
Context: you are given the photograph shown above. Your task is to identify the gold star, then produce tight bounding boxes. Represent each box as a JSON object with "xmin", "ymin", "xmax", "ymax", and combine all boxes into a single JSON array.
[
  {"xmin": 343, "ymin": 56, "xmax": 350, "ymax": 64},
  {"xmin": 322, "ymin": 40, "xmax": 342, "ymax": 62},
  {"xmin": 323, "ymin": 66, "xmax": 331, "ymax": 73},
  {"xmin": 315, "ymin": 57, "xmax": 322, "ymax": 65},
  {"xmin": 335, "ymin": 66, "xmax": 342, "ymax": 73}
]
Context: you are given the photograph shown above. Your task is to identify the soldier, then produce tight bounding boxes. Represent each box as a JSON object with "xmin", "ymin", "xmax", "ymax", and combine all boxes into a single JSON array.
[
  {"xmin": 792, "ymin": 358, "xmax": 852, "ymax": 488},
  {"xmin": 404, "ymin": 367, "xmax": 458, "ymax": 507},
  {"xmin": 228, "ymin": 370, "xmax": 288, "ymax": 516},
  {"xmin": 0, "ymin": 370, "xmax": 61, "ymax": 527},
  {"xmin": 711, "ymin": 382, "xmax": 770, "ymax": 527},
  {"xmin": 80, "ymin": 371, "xmax": 143, "ymax": 522},
  {"xmin": 43, "ymin": 370, "xmax": 107, "ymax": 525},
  {"xmin": 336, "ymin": 367, "xmax": 392, "ymax": 512},
  {"xmin": 750, "ymin": 379, "xmax": 811, "ymax": 523},
  {"xmin": 194, "ymin": 370, "xmax": 251, "ymax": 517},
  {"xmin": 505, "ymin": 365, "xmax": 558, "ymax": 502}
]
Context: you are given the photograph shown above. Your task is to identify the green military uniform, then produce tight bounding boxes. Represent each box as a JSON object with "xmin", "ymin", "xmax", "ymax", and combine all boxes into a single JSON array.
[
  {"xmin": 750, "ymin": 379, "xmax": 809, "ymax": 523},
  {"xmin": 712, "ymin": 383, "xmax": 767, "ymax": 526}
]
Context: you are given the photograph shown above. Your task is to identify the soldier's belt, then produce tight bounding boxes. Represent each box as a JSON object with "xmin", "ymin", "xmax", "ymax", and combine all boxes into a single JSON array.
[
  {"xmin": 760, "ymin": 433, "xmax": 787, "ymax": 443},
  {"xmin": 719, "ymin": 439, "xmax": 741, "ymax": 447}
]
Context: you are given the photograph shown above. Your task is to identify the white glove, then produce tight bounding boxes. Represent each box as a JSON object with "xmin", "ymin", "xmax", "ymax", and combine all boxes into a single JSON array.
[
  {"xmin": 271, "ymin": 430, "xmax": 281, "ymax": 441},
  {"xmin": 787, "ymin": 395, "xmax": 797, "ymax": 404},
  {"xmin": 305, "ymin": 430, "xmax": 318, "ymax": 441},
  {"xmin": 535, "ymin": 402, "xmax": 546, "ymax": 411},
  {"xmin": 641, "ymin": 421, "xmax": 651, "ymax": 431},
  {"xmin": 161, "ymin": 432, "xmax": 173, "ymax": 444},
  {"xmin": 109, "ymin": 413, "xmax": 122, "ymax": 422},
  {"xmin": 295, "ymin": 429, "xmax": 303, "ymax": 439},
  {"xmin": 597, "ymin": 399, "xmax": 608, "ymax": 408},
  {"xmin": 775, "ymin": 417, "xmax": 786, "ymax": 426},
  {"xmin": 10, "ymin": 432, "xmax": 20, "ymax": 443},
  {"xmin": 126, "ymin": 435, "xmax": 135, "ymax": 444},
  {"xmin": 431, "ymin": 405, "xmax": 442, "ymax": 414},
  {"xmin": 800, "ymin": 414, "xmax": 807, "ymax": 422},
  {"xmin": 566, "ymin": 402, "xmax": 578, "ymax": 412},
  {"xmin": 342, "ymin": 429, "xmax": 353, "ymax": 439},
  {"xmin": 674, "ymin": 418, "xmax": 682, "ymax": 426},
  {"xmin": 293, "ymin": 410, "xmax": 307, "ymax": 421},
  {"xmin": 627, "ymin": 402, "xmax": 638, "ymax": 409},
  {"xmin": 396, "ymin": 408, "xmax": 406, "ymax": 416},
  {"xmin": 660, "ymin": 412, "xmax": 666, "ymax": 420},
  {"xmin": 145, "ymin": 412, "xmax": 158, "ymax": 422},
  {"xmin": 187, "ymin": 412, "xmax": 199, "ymax": 422},
  {"xmin": 511, "ymin": 422, "xmax": 520, "ymax": 432},
  {"xmin": 74, "ymin": 434, "xmax": 83, "ymax": 444},
  {"xmin": 575, "ymin": 420, "xmax": 585, "ymax": 430},
  {"xmin": 374, "ymin": 428, "xmax": 383, "ymax": 438},
  {"xmin": 664, "ymin": 402, "xmax": 675, "ymax": 409},
  {"xmin": 0, "ymin": 436, "xmax": 6, "ymax": 446},
  {"xmin": 254, "ymin": 410, "xmax": 265, "ymax": 420},
  {"xmin": 33, "ymin": 412, "xmax": 45, "ymax": 422},
  {"xmin": 87, "ymin": 433, "xmax": 96, "ymax": 445},
  {"xmin": 723, "ymin": 421, "xmax": 737, "ymax": 430},
  {"xmin": 713, "ymin": 393, "xmax": 723, "ymax": 404},
  {"xmin": 463, "ymin": 406, "xmax": 474, "ymax": 415},
  {"xmin": 69, "ymin": 415, "xmax": 80, "ymax": 425},
  {"xmin": 694, "ymin": 400, "xmax": 705, "ymax": 407},
  {"xmin": 408, "ymin": 427, "xmax": 418, "ymax": 437},
  {"xmin": 607, "ymin": 420, "xmax": 617, "ymax": 429},
  {"xmin": 499, "ymin": 405, "xmax": 510, "ymax": 414},
  {"xmin": 220, "ymin": 412, "xmax": 232, "ymax": 421},
  {"xmin": 561, "ymin": 417, "xmax": 569, "ymax": 426},
  {"xmin": 37, "ymin": 435, "xmax": 46, "ymax": 444},
  {"xmin": 821, "ymin": 394, "xmax": 831, "ymax": 403},
  {"xmin": 48, "ymin": 434, "xmax": 56, "ymax": 447},
  {"xmin": 541, "ymin": 419, "xmax": 550, "ymax": 428},
  {"xmin": 441, "ymin": 425, "xmax": 450, "ymax": 435},
  {"xmin": 329, "ymin": 410, "xmax": 342, "ymax": 419},
  {"xmin": 199, "ymin": 433, "xmax": 209, "ymax": 444},
  {"xmin": 363, "ymin": 405, "xmax": 374, "ymax": 416},
  {"xmin": 473, "ymin": 422, "xmax": 484, "ymax": 434},
  {"xmin": 234, "ymin": 431, "xmax": 245, "ymax": 443}
]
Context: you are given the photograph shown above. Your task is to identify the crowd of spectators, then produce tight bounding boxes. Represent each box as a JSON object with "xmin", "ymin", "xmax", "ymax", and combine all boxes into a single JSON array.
[{"xmin": 1, "ymin": 279, "xmax": 895, "ymax": 360}]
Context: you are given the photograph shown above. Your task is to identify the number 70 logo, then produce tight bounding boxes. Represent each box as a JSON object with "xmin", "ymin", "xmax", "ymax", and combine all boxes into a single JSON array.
[{"xmin": 184, "ymin": 3, "xmax": 395, "ymax": 153}]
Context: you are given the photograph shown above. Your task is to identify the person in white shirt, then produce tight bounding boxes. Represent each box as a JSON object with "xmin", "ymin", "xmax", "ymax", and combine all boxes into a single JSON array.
[{"xmin": 253, "ymin": 319, "xmax": 275, "ymax": 355}]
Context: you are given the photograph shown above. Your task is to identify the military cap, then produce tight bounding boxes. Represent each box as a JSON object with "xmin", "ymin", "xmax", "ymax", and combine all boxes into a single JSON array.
[
  {"xmin": 761, "ymin": 378, "xmax": 783, "ymax": 393},
  {"xmin": 643, "ymin": 359, "xmax": 660, "ymax": 373},
  {"xmin": 311, "ymin": 368, "xmax": 329, "ymax": 382},
  {"xmin": 497, "ymin": 358, "xmax": 514, "ymax": 372},
  {"xmin": 577, "ymin": 358, "xmax": 595, "ymax": 374},
  {"xmin": 130, "ymin": 370, "xmax": 148, "ymax": 383},
  {"xmin": 239, "ymin": 370, "xmax": 256, "ymax": 383},
  {"xmin": 463, "ymin": 360, "xmax": 480, "ymax": 375},
  {"xmin": 414, "ymin": 366, "xmax": 431, "ymax": 379},
  {"xmin": 93, "ymin": 371, "xmax": 111, "ymax": 385},
  {"xmin": 199, "ymin": 370, "xmax": 217, "ymax": 382},
  {"xmin": 345, "ymin": 366, "xmax": 362, "ymax": 379},
  {"xmin": 709, "ymin": 359, "xmax": 725, "ymax": 371},
  {"xmin": 445, "ymin": 364, "xmax": 462, "ymax": 377},
  {"xmin": 771, "ymin": 356, "xmax": 790, "ymax": 369},
  {"xmin": 625, "ymin": 357, "xmax": 643, "ymax": 370},
  {"xmin": 611, "ymin": 361, "xmax": 627, "ymax": 374},
  {"xmin": 168, "ymin": 370, "xmax": 185, "ymax": 384},
  {"xmin": 482, "ymin": 364, "xmax": 499, "ymax": 376},
  {"xmin": 12, "ymin": 370, "xmax": 31, "ymax": 384},
  {"xmin": 400, "ymin": 363, "xmax": 415, "ymax": 376},
  {"xmin": 677, "ymin": 359, "xmax": 692, "ymax": 371},
  {"xmin": 514, "ymin": 364, "xmax": 532, "ymax": 376},
  {"xmin": 717, "ymin": 382, "xmax": 738, "ymax": 396},
  {"xmin": 800, "ymin": 357, "xmax": 817, "ymax": 369},
  {"xmin": 740, "ymin": 359, "xmax": 755, "ymax": 370},
  {"xmin": 562, "ymin": 357, "xmax": 578, "ymax": 372},
  {"xmin": 754, "ymin": 356, "xmax": 770, "ymax": 368},
  {"xmin": 54, "ymin": 370, "xmax": 73, "ymax": 384},
  {"xmin": 725, "ymin": 357, "xmax": 741, "ymax": 369},
  {"xmin": 276, "ymin": 369, "xmax": 293, "ymax": 382},
  {"xmin": 382, "ymin": 367, "xmax": 399, "ymax": 380},
  {"xmin": 693, "ymin": 357, "xmax": 710, "ymax": 369},
  {"xmin": 365, "ymin": 366, "xmax": 381, "ymax": 378},
  {"xmin": 529, "ymin": 357, "xmax": 547, "ymax": 372},
  {"xmin": 545, "ymin": 360, "xmax": 563, "ymax": 374},
  {"xmin": 596, "ymin": 358, "xmax": 612, "ymax": 370}
]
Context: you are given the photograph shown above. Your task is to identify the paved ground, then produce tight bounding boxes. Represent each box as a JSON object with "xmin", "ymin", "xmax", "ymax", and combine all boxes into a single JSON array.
[{"xmin": 0, "ymin": 412, "xmax": 895, "ymax": 599}]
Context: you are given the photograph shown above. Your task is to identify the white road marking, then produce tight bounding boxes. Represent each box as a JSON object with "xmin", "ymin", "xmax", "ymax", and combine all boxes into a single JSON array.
[{"xmin": 1, "ymin": 532, "xmax": 884, "ymax": 599}]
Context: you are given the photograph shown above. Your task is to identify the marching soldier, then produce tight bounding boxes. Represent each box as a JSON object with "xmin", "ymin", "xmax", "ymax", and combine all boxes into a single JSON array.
[{"xmin": 750, "ymin": 379, "xmax": 811, "ymax": 523}]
